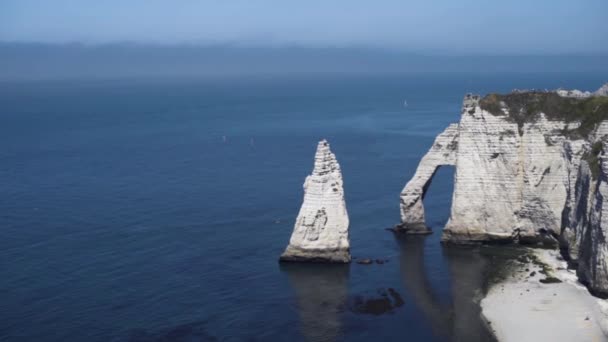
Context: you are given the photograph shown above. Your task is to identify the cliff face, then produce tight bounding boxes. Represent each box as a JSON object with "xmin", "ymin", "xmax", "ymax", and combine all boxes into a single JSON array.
[
  {"xmin": 578, "ymin": 143, "xmax": 608, "ymax": 295},
  {"xmin": 398, "ymin": 85, "xmax": 608, "ymax": 296},
  {"xmin": 280, "ymin": 139, "xmax": 350, "ymax": 263},
  {"xmin": 399, "ymin": 123, "xmax": 458, "ymax": 234}
]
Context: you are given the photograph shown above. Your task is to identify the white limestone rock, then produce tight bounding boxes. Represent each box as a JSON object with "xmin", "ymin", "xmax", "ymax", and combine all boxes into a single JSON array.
[
  {"xmin": 559, "ymin": 140, "xmax": 592, "ymax": 261},
  {"xmin": 556, "ymin": 88, "xmax": 592, "ymax": 99},
  {"xmin": 398, "ymin": 86, "xmax": 608, "ymax": 295},
  {"xmin": 595, "ymin": 83, "xmax": 608, "ymax": 97},
  {"xmin": 443, "ymin": 101, "xmax": 575, "ymax": 243},
  {"xmin": 280, "ymin": 139, "xmax": 350, "ymax": 263},
  {"xmin": 556, "ymin": 83, "xmax": 608, "ymax": 98},
  {"xmin": 577, "ymin": 140, "xmax": 608, "ymax": 296},
  {"xmin": 396, "ymin": 123, "xmax": 458, "ymax": 233},
  {"xmin": 398, "ymin": 92, "xmax": 587, "ymax": 243}
]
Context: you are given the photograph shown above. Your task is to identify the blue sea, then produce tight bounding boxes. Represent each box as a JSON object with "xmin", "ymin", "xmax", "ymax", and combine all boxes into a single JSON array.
[{"xmin": 1, "ymin": 72, "xmax": 606, "ymax": 342}]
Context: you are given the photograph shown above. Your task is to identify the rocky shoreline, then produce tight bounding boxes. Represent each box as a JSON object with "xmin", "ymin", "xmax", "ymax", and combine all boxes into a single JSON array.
[
  {"xmin": 481, "ymin": 248, "xmax": 608, "ymax": 341},
  {"xmin": 278, "ymin": 85, "xmax": 608, "ymax": 340},
  {"xmin": 397, "ymin": 84, "xmax": 608, "ymax": 296}
]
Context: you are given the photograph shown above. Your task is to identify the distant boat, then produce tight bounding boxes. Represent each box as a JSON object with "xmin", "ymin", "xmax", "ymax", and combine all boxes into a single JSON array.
[{"xmin": 403, "ymin": 100, "xmax": 408, "ymax": 107}]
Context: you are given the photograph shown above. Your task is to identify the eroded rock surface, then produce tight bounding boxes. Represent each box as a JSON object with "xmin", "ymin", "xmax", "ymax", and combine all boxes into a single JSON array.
[
  {"xmin": 595, "ymin": 83, "xmax": 608, "ymax": 97},
  {"xmin": 578, "ymin": 141, "xmax": 608, "ymax": 295},
  {"xmin": 280, "ymin": 139, "xmax": 350, "ymax": 263},
  {"xmin": 397, "ymin": 85, "xmax": 608, "ymax": 295},
  {"xmin": 397, "ymin": 123, "xmax": 458, "ymax": 233}
]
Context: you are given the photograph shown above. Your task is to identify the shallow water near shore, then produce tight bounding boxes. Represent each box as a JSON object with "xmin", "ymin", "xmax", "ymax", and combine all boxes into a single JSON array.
[{"xmin": 1, "ymin": 72, "xmax": 606, "ymax": 341}]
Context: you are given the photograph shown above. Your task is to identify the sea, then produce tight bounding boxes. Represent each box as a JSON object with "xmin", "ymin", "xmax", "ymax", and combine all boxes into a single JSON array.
[{"xmin": 1, "ymin": 72, "xmax": 606, "ymax": 342}]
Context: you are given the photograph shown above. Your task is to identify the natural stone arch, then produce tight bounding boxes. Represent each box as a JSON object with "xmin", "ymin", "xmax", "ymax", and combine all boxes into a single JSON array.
[{"xmin": 396, "ymin": 124, "xmax": 459, "ymax": 234}]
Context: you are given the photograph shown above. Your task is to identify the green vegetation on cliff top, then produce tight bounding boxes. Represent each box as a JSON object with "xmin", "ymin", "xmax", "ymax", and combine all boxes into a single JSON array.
[
  {"xmin": 479, "ymin": 92, "xmax": 608, "ymax": 138},
  {"xmin": 584, "ymin": 141, "xmax": 604, "ymax": 180}
]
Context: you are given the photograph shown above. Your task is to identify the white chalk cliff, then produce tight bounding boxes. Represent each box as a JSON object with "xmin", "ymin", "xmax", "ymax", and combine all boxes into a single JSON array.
[
  {"xmin": 398, "ymin": 84, "xmax": 608, "ymax": 296},
  {"xmin": 399, "ymin": 123, "xmax": 459, "ymax": 234},
  {"xmin": 280, "ymin": 139, "xmax": 350, "ymax": 263}
]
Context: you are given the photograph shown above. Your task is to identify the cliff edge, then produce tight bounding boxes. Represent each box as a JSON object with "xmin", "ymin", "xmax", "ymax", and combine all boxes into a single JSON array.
[{"xmin": 397, "ymin": 84, "xmax": 608, "ymax": 296}]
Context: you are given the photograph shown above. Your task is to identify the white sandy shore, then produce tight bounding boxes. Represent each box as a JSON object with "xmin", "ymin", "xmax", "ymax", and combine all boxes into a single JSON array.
[{"xmin": 481, "ymin": 249, "xmax": 608, "ymax": 342}]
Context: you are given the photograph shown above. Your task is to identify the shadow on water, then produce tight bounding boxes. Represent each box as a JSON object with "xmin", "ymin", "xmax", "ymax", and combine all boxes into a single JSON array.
[
  {"xmin": 279, "ymin": 263, "xmax": 350, "ymax": 342},
  {"xmin": 127, "ymin": 320, "xmax": 218, "ymax": 342},
  {"xmin": 395, "ymin": 234, "xmax": 525, "ymax": 342},
  {"xmin": 279, "ymin": 238, "xmax": 524, "ymax": 342},
  {"xmin": 396, "ymin": 235, "xmax": 452, "ymax": 339}
]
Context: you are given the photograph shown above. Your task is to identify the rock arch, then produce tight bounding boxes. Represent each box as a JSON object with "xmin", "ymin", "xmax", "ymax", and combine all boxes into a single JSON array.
[{"xmin": 396, "ymin": 124, "xmax": 459, "ymax": 233}]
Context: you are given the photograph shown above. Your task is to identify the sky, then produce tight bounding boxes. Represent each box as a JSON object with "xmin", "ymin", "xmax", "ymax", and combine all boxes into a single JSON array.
[{"xmin": 1, "ymin": 0, "xmax": 607, "ymax": 55}]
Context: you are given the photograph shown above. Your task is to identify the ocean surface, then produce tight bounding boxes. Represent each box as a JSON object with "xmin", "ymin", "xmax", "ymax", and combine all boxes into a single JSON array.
[{"xmin": 1, "ymin": 72, "xmax": 607, "ymax": 342}]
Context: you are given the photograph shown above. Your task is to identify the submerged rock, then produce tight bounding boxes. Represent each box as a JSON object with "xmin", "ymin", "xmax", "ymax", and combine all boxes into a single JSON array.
[
  {"xmin": 280, "ymin": 139, "xmax": 350, "ymax": 263},
  {"xmin": 348, "ymin": 288, "xmax": 404, "ymax": 316}
]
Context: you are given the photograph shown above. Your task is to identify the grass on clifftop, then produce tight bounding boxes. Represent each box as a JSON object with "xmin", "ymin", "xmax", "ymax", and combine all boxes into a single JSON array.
[{"xmin": 479, "ymin": 92, "xmax": 608, "ymax": 138}]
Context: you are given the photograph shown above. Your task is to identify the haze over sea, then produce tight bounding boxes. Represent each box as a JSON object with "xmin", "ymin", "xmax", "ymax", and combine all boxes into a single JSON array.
[{"xmin": 1, "ymin": 72, "xmax": 607, "ymax": 341}]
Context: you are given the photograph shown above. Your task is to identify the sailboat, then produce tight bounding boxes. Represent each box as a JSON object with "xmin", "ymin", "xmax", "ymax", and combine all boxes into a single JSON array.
[{"xmin": 403, "ymin": 99, "xmax": 408, "ymax": 108}]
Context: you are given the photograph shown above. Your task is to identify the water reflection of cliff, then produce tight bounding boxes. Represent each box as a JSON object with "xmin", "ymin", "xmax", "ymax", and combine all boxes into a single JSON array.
[
  {"xmin": 396, "ymin": 235, "xmax": 497, "ymax": 342},
  {"xmin": 280, "ymin": 263, "xmax": 349, "ymax": 342}
]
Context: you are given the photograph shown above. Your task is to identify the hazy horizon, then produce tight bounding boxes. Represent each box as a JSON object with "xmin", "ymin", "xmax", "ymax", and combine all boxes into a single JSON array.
[
  {"xmin": 2, "ymin": 0, "xmax": 607, "ymax": 54},
  {"xmin": 1, "ymin": 1, "xmax": 607, "ymax": 81},
  {"xmin": 2, "ymin": 42, "xmax": 608, "ymax": 82}
]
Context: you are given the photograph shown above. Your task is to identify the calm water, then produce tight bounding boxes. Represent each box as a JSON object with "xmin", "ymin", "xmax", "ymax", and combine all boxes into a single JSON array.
[{"xmin": 1, "ymin": 72, "xmax": 607, "ymax": 342}]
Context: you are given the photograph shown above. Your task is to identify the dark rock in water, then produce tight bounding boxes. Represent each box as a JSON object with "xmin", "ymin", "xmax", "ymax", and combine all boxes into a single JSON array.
[
  {"xmin": 375, "ymin": 259, "xmax": 388, "ymax": 264},
  {"xmin": 540, "ymin": 277, "xmax": 562, "ymax": 284},
  {"xmin": 348, "ymin": 288, "xmax": 404, "ymax": 316},
  {"xmin": 389, "ymin": 223, "xmax": 433, "ymax": 235},
  {"xmin": 387, "ymin": 288, "xmax": 405, "ymax": 307},
  {"xmin": 279, "ymin": 246, "xmax": 351, "ymax": 264},
  {"xmin": 356, "ymin": 258, "xmax": 373, "ymax": 265},
  {"xmin": 517, "ymin": 255, "xmax": 531, "ymax": 264},
  {"xmin": 128, "ymin": 320, "xmax": 218, "ymax": 342},
  {"xmin": 530, "ymin": 271, "xmax": 536, "ymax": 277}
]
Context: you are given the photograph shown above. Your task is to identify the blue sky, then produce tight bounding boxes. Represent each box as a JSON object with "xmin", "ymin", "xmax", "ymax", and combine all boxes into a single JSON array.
[{"xmin": 1, "ymin": 0, "xmax": 607, "ymax": 54}]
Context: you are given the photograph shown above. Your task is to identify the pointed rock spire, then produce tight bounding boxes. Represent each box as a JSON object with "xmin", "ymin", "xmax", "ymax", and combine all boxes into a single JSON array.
[{"xmin": 279, "ymin": 139, "xmax": 350, "ymax": 263}]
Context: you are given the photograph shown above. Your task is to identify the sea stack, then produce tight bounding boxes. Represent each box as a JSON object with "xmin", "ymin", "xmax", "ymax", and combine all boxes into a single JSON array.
[{"xmin": 280, "ymin": 139, "xmax": 351, "ymax": 263}]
